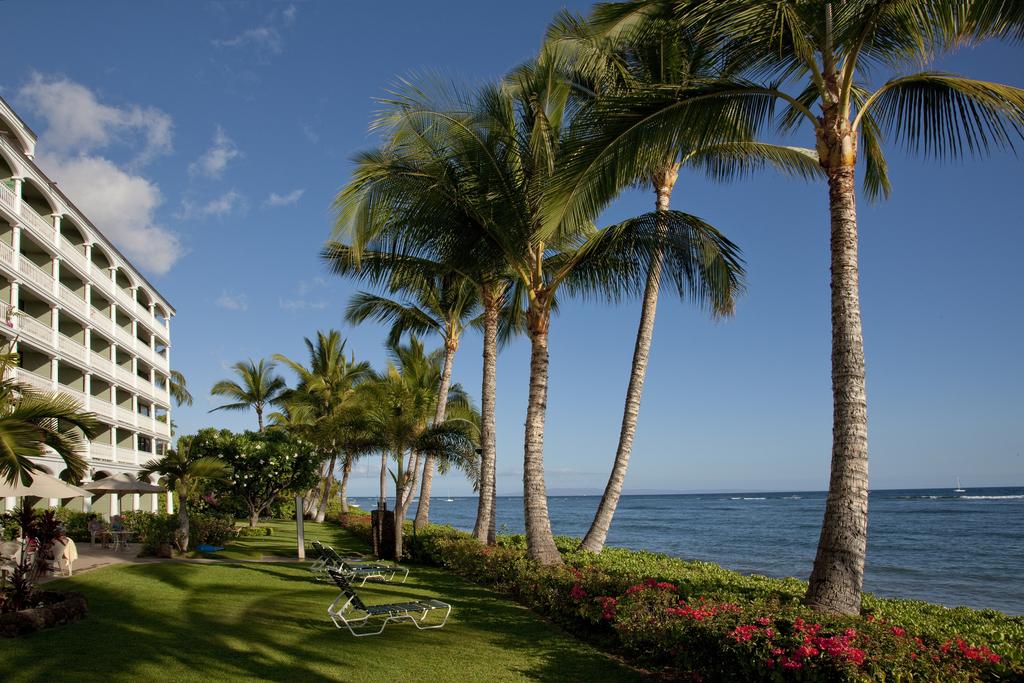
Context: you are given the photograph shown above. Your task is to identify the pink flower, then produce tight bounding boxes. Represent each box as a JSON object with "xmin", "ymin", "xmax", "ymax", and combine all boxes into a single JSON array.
[
  {"xmin": 891, "ymin": 626, "xmax": 906, "ymax": 637},
  {"xmin": 570, "ymin": 584, "xmax": 587, "ymax": 601}
]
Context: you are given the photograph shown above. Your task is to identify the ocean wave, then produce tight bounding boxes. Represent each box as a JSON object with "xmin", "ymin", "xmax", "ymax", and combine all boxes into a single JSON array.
[{"xmin": 960, "ymin": 495, "xmax": 1024, "ymax": 500}]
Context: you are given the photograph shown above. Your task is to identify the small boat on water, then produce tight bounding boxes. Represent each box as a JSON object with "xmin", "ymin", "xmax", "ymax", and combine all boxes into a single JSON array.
[
  {"xmin": 350, "ymin": 500, "xmax": 361, "ymax": 508},
  {"xmin": 954, "ymin": 477, "xmax": 966, "ymax": 494}
]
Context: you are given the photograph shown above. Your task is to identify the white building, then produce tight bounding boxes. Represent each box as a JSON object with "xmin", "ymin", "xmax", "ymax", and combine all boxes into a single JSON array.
[{"xmin": 0, "ymin": 95, "xmax": 175, "ymax": 516}]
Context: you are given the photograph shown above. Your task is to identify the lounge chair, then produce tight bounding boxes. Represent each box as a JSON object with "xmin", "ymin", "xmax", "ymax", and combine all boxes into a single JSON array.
[
  {"xmin": 312, "ymin": 543, "xmax": 408, "ymax": 584},
  {"xmin": 326, "ymin": 569, "xmax": 451, "ymax": 636}
]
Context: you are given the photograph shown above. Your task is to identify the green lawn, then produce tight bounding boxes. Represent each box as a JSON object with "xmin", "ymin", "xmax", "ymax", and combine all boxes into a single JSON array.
[{"xmin": 0, "ymin": 520, "xmax": 646, "ymax": 682}]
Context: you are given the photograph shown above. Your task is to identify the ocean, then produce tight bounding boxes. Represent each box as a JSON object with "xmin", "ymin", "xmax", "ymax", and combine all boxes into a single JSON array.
[{"xmin": 358, "ymin": 487, "xmax": 1024, "ymax": 615}]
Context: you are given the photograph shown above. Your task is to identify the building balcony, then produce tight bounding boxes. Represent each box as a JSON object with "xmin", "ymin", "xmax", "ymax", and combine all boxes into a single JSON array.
[
  {"xmin": 59, "ymin": 238, "xmax": 90, "ymax": 276},
  {"xmin": 20, "ymin": 206, "xmax": 56, "ymax": 245},
  {"xmin": 115, "ymin": 405, "xmax": 137, "ymax": 426},
  {"xmin": 115, "ymin": 365, "xmax": 136, "ymax": 388},
  {"xmin": 0, "ymin": 241, "xmax": 14, "ymax": 269},
  {"xmin": 0, "ymin": 178, "xmax": 16, "ymax": 213},
  {"xmin": 89, "ymin": 442, "xmax": 114, "ymax": 463},
  {"xmin": 57, "ymin": 333, "xmax": 89, "ymax": 365},
  {"xmin": 18, "ymin": 315, "xmax": 54, "ymax": 347},
  {"xmin": 18, "ymin": 259, "xmax": 54, "ymax": 292},
  {"xmin": 14, "ymin": 367, "xmax": 54, "ymax": 393},
  {"xmin": 90, "ymin": 398, "xmax": 115, "ymax": 420},
  {"xmin": 59, "ymin": 285, "xmax": 89, "ymax": 318}
]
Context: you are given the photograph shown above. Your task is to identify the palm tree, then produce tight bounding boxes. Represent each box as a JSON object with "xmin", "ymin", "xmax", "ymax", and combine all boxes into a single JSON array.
[
  {"xmin": 273, "ymin": 331, "xmax": 370, "ymax": 522},
  {"xmin": 329, "ymin": 157, "xmax": 515, "ymax": 546},
  {"xmin": 546, "ymin": 10, "xmax": 821, "ymax": 554},
  {"xmin": 140, "ymin": 437, "xmax": 231, "ymax": 551},
  {"xmin": 343, "ymin": 267, "xmax": 480, "ymax": 530},
  {"xmin": 344, "ymin": 61, "xmax": 744, "ymax": 566},
  {"xmin": 359, "ymin": 338, "xmax": 478, "ymax": 558},
  {"xmin": 0, "ymin": 349, "xmax": 100, "ymax": 485},
  {"xmin": 574, "ymin": 0, "xmax": 1024, "ymax": 612},
  {"xmin": 169, "ymin": 370, "xmax": 193, "ymax": 407},
  {"xmin": 210, "ymin": 359, "xmax": 286, "ymax": 431}
]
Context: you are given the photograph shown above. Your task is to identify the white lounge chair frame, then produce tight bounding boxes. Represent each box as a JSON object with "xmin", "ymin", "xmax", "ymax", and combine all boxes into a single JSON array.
[
  {"xmin": 311, "ymin": 542, "xmax": 409, "ymax": 585},
  {"xmin": 326, "ymin": 569, "xmax": 451, "ymax": 637}
]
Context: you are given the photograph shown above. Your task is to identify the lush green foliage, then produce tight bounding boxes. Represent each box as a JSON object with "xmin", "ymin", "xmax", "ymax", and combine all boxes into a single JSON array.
[
  {"xmin": 192, "ymin": 428, "xmax": 321, "ymax": 525},
  {"xmin": 233, "ymin": 525, "xmax": 273, "ymax": 537},
  {"xmin": 340, "ymin": 516, "xmax": 1023, "ymax": 681}
]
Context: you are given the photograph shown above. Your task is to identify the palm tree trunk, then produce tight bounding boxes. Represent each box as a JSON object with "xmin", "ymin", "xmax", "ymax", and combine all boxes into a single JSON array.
[
  {"xmin": 523, "ymin": 302, "xmax": 562, "ymax": 566},
  {"xmin": 314, "ymin": 454, "xmax": 337, "ymax": 523},
  {"xmin": 474, "ymin": 286, "xmax": 500, "ymax": 544},
  {"xmin": 256, "ymin": 405, "xmax": 265, "ymax": 432},
  {"xmin": 806, "ymin": 152, "xmax": 869, "ymax": 616},
  {"xmin": 403, "ymin": 450, "xmax": 420, "ymax": 510},
  {"xmin": 339, "ymin": 456, "xmax": 352, "ymax": 514},
  {"xmin": 177, "ymin": 491, "xmax": 190, "ymax": 552},
  {"xmin": 378, "ymin": 450, "xmax": 388, "ymax": 508},
  {"xmin": 393, "ymin": 451, "xmax": 406, "ymax": 559},
  {"xmin": 581, "ymin": 165, "xmax": 679, "ymax": 553},
  {"xmin": 415, "ymin": 338, "xmax": 457, "ymax": 529}
]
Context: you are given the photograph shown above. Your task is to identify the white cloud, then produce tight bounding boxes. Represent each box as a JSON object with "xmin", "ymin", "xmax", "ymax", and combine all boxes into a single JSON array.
[
  {"xmin": 37, "ymin": 153, "xmax": 183, "ymax": 275},
  {"xmin": 19, "ymin": 73, "xmax": 172, "ymax": 166},
  {"xmin": 300, "ymin": 123, "xmax": 319, "ymax": 144},
  {"xmin": 265, "ymin": 188, "xmax": 304, "ymax": 207},
  {"xmin": 215, "ymin": 290, "xmax": 248, "ymax": 311},
  {"xmin": 178, "ymin": 190, "xmax": 246, "ymax": 220},
  {"xmin": 212, "ymin": 5, "xmax": 297, "ymax": 56},
  {"xmin": 279, "ymin": 298, "xmax": 328, "ymax": 312},
  {"xmin": 188, "ymin": 126, "xmax": 241, "ymax": 179},
  {"xmin": 214, "ymin": 27, "xmax": 282, "ymax": 54}
]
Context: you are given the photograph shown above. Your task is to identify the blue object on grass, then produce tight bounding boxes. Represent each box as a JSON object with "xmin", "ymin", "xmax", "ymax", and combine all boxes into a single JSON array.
[{"xmin": 196, "ymin": 544, "xmax": 225, "ymax": 552}]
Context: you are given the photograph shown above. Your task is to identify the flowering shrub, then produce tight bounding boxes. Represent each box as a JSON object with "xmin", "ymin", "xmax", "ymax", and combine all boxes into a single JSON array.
[{"xmin": 338, "ymin": 516, "xmax": 1023, "ymax": 681}]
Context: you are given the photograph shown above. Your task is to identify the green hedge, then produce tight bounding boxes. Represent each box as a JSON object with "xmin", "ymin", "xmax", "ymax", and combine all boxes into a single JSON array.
[
  {"xmin": 339, "ymin": 517, "xmax": 1023, "ymax": 682},
  {"xmin": 235, "ymin": 525, "xmax": 273, "ymax": 537}
]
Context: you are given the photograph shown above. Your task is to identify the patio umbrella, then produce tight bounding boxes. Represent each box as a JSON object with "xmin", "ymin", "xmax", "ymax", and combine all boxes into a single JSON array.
[
  {"xmin": 0, "ymin": 472, "xmax": 92, "ymax": 498},
  {"xmin": 84, "ymin": 473, "xmax": 164, "ymax": 495}
]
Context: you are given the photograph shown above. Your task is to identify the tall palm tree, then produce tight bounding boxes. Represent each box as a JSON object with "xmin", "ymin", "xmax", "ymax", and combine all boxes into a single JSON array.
[
  {"xmin": 273, "ymin": 331, "xmax": 370, "ymax": 522},
  {"xmin": 546, "ymin": 10, "xmax": 821, "ymax": 554},
  {"xmin": 343, "ymin": 267, "xmax": 480, "ymax": 530},
  {"xmin": 210, "ymin": 359, "xmax": 286, "ymax": 432},
  {"xmin": 0, "ymin": 350, "xmax": 100, "ymax": 485},
  {"xmin": 574, "ymin": 0, "xmax": 1024, "ymax": 612},
  {"xmin": 349, "ymin": 61, "xmax": 744, "ymax": 566},
  {"xmin": 329, "ymin": 155, "xmax": 515, "ymax": 546},
  {"xmin": 169, "ymin": 370, "xmax": 193, "ymax": 407},
  {"xmin": 140, "ymin": 437, "xmax": 231, "ymax": 551}
]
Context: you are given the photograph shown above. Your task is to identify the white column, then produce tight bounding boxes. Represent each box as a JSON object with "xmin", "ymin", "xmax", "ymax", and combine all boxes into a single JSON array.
[
  {"xmin": 12, "ymin": 178, "xmax": 22, "ymax": 212},
  {"xmin": 48, "ymin": 497, "xmax": 59, "ymax": 508},
  {"xmin": 166, "ymin": 490, "xmax": 174, "ymax": 514},
  {"xmin": 4, "ymin": 497, "xmax": 16, "ymax": 513},
  {"xmin": 132, "ymin": 492, "xmax": 140, "ymax": 511},
  {"xmin": 110, "ymin": 491, "xmax": 119, "ymax": 517}
]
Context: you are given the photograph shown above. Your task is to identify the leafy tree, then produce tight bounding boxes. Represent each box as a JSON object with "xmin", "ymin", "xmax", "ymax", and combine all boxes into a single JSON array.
[
  {"xmin": 210, "ymin": 359, "xmax": 286, "ymax": 431},
  {"xmin": 574, "ymin": 0, "xmax": 1024, "ymax": 612},
  {"xmin": 355, "ymin": 61, "xmax": 744, "ymax": 565},
  {"xmin": 169, "ymin": 369, "xmax": 193, "ymax": 407},
  {"xmin": 191, "ymin": 428, "xmax": 320, "ymax": 528},
  {"xmin": 140, "ymin": 437, "xmax": 231, "ymax": 550},
  {"xmin": 546, "ymin": 9, "xmax": 820, "ymax": 554},
  {"xmin": 0, "ymin": 349, "xmax": 100, "ymax": 485},
  {"xmin": 273, "ymin": 331, "xmax": 370, "ymax": 521},
  {"xmin": 344, "ymin": 268, "xmax": 480, "ymax": 529}
]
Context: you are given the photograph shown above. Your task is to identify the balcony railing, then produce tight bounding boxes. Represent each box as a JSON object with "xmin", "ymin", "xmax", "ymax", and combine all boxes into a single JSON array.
[
  {"xmin": 0, "ymin": 241, "xmax": 14, "ymax": 268},
  {"xmin": 60, "ymin": 384, "xmax": 88, "ymax": 406},
  {"xmin": 90, "ymin": 442, "xmax": 114, "ymax": 463},
  {"xmin": 18, "ymin": 259, "xmax": 54, "ymax": 292},
  {"xmin": 59, "ymin": 285, "xmax": 89, "ymax": 318},
  {"xmin": 20, "ymin": 207, "xmax": 56, "ymax": 243},
  {"xmin": 90, "ymin": 351, "xmax": 114, "ymax": 377},
  {"xmin": 18, "ymin": 315, "xmax": 54, "ymax": 347},
  {"xmin": 155, "ymin": 419, "xmax": 171, "ymax": 437},
  {"xmin": 15, "ymin": 368, "xmax": 54, "ymax": 393},
  {"xmin": 0, "ymin": 179, "xmax": 16, "ymax": 212},
  {"xmin": 89, "ymin": 306, "xmax": 112, "ymax": 330},
  {"xmin": 90, "ymin": 398, "xmax": 114, "ymax": 420},
  {"xmin": 116, "ymin": 406, "xmax": 137, "ymax": 425},
  {"xmin": 58, "ymin": 333, "xmax": 89, "ymax": 364},
  {"xmin": 59, "ymin": 238, "xmax": 90, "ymax": 275},
  {"xmin": 115, "ymin": 366, "xmax": 136, "ymax": 387},
  {"xmin": 114, "ymin": 325, "xmax": 135, "ymax": 349}
]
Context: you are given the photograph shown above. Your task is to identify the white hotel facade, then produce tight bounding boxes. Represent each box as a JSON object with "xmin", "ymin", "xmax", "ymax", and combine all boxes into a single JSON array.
[{"xmin": 0, "ymin": 95, "xmax": 175, "ymax": 515}]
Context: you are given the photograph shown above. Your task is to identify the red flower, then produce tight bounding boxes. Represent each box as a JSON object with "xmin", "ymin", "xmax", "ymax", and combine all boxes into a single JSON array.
[
  {"xmin": 891, "ymin": 626, "xmax": 906, "ymax": 637},
  {"xmin": 570, "ymin": 584, "xmax": 587, "ymax": 601}
]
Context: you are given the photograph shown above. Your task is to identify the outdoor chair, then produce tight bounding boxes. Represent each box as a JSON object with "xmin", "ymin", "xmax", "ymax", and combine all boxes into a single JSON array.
[
  {"xmin": 322, "ymin": 544, "xmax": 407, "ymax": 584},
  {"xmin": 326, "ymin": 569, "xmax": 451, "ymax": 637}
]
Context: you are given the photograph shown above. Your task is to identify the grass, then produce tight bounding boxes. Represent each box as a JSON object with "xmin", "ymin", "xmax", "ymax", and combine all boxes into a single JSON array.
[{"xmin": 0, "ymin": 520, "xmax": 647, "ymax": 682}]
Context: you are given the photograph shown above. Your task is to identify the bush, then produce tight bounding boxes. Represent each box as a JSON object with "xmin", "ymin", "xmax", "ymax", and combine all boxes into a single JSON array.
[
  {"xmin": 339, "ymin": 517, "xmax": 1023, "ymax": 682},
  {"xmin": 235, "ymin": 525, "xmax": 273, "ymax": 537},
  {"xmin": 53, "ymin": 509, "xmax": 91, "ymax": 543},
  {"xmin": 1, "ymin": 512, "xmax": 20, "ymax": 541},
  {"xmin": 189, "ymin": 513, "xmax": 236, "ymax": 546},
  {"xmin": 129, "ymin": 513, "xmax": 179, "ymax": 555}
]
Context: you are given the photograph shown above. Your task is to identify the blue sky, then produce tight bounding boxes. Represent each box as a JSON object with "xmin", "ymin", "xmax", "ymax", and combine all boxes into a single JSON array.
[{"xmin": 2, "ymin": 1, "xmax": 1021, "ymax": 496}]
